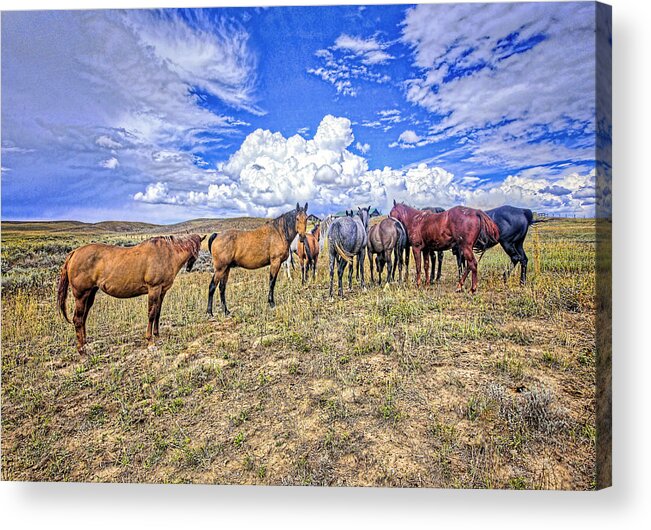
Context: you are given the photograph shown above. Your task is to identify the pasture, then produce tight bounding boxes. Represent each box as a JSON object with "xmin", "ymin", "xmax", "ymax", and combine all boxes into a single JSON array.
[{"xmin": 1, "ymin": 217, "xmax": 600, "ymax": 488}]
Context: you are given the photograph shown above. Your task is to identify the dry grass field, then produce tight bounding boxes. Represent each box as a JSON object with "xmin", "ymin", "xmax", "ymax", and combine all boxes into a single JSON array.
[{"xmin": 1, "ymin": 216, "xmax": 602, "ymax": 489}]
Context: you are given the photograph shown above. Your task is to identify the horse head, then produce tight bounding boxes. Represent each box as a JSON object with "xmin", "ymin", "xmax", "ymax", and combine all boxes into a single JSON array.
[
  {"xmin": 185, "ymin": 234, "xmax": 205, "ymax": 272},
  {"xmin": 357, "ymin": 205, "xmax": 371, "ymax": 231},
  {"xmin": 311, "ymin": 223, "xmax": 321, "ymax": 241},
  {"xmin": 295, "ymin": 202, "xmax": 309, "ymax": 243}
]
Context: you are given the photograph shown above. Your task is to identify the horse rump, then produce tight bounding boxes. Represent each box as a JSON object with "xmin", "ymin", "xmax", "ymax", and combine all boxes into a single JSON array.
[
  {"xmin": 208, "ymin": 232, "xmax": 218, "ymax": 253},
  {"xmin": 474, "ymin": 210, "xmax": 500, "ymax": 252}
]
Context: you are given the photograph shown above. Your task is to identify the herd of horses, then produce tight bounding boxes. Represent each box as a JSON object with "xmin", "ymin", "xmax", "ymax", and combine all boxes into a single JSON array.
[{"xmin": 57, "ymin": 201, "xmax": 544, "ymax": 354}]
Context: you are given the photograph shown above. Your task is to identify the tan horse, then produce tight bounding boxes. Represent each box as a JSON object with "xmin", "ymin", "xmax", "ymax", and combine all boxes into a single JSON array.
[
  {"xmin": 57, "ymin": 234, "xmax": 204, "ymax": 353},
  {"xmin": 297, "ymin": 223, "xmax": 320, "ymax": 283},
  {"xmin": 207, "ymin": 203, "xmax": 309, "ymax": 316}
]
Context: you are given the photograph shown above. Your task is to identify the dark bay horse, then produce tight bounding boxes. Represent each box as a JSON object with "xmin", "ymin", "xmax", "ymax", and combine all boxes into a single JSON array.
[
  {"xmin": 367, "ymin": 217, "xmax": 407, "ymax": 285},
  {"xmin": 422, "ymin": 206, "xmax": 446, "ymax": 283},
  {"xmin": 328, "ymin": 206, "xmax": 369, "ymax": 297},
  {"xmin": 389, "ymin": 201, "xmax": 499, "ymax": 293},
  {"xmin": 206, "ymin": 203, "xmax": 309, "ymax": 315},
  {"xmin": 57, "ymin": 234, "xmax": 204, "ymax": 353},
  {"xmin": 297, "ymin": 223, "xmax": 320, "ymax": 283}
]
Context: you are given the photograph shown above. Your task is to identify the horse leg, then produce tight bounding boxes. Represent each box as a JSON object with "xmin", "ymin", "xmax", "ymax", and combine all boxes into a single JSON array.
[
  {"xmin": 337, "ymin": 258, "xmax": 346, "ymax": 297},
  {"xmin": 429, "ymin": 250, "xmax": 436, "ymax": 285},
  {"xmin": 348, "ymin": 257, "xmax": 354, "ymax": 291},
  {"xmin": 501, "ymin": 242, "xmax": 518, "ymax": 284},
  {"xmin": 268, "ymin": 259, "xmax": 281, "ymax": 308},
  {"xmin": 313, "ymin": 255, "xmax": 318, "ymax": 281},
  {"xmin": 385, "ymin": 249, "xmax": 393, "ymax": 284},
  {"xmin": 206, "ymin": 273, "xmax": 217, "ymax": 316},
  {"xmin": 368, "ymin": 248, "xmax": 375, "ymax": 285},
  {"xmin": 404, "ymin": 242, "xmax": 410, "ymax": 282},
  {"xmin": 437, "ymin": 250, "xmax": 443, "ymax": 282},
  {"xmin": 359, "ymin": 250, "xmax": 366, "ymax": 288},
  {"xmin": 423, "ymin": 252, "xmax": 431, "ymax": 286},
  {"xmin": 456, "ymin": 247, "xmax": 478, "ymax": 293},
  {"xmin": 72, "ymin": 289, "xmax": 92, "ymax": 354},
  {"xmin": 395, "ymin": 246, "xmax": 403, "ymax": 283},
  {"xmin": 219, "ymin": 268, "xmax": 231, "ymax": 316},
  {"xmin": 154, "ymin": 289, "xmax": 167, "ymax": 338},
  {"xmin": 412, "ymin": 246, "xmax": 423, "ymax": 287},
  {"xmin": 516, "ymin": 241, "xmax": 528, "ymax": 285},
  {"xmin": 329, "ymin": 252, "xmax": 336, "ymax": 297},
  {"xmin": 146, "ymin": 286, "xmax": 162, "ymax": 346}
]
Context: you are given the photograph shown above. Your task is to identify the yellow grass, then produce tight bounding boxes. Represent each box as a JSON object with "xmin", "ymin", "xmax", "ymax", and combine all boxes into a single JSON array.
[{"xmin": 1, "ymin": 217, "xmax": 600, "ymax": 488}]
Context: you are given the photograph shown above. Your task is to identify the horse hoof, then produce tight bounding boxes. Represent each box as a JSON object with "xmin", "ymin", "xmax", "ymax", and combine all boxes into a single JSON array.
[{"xmin": 147, "ymin": 343, "xmax": 157, "ymax": 351}]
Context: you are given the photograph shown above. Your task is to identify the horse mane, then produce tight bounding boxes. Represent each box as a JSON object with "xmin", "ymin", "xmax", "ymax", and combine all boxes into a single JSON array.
[
  {"xmin": 149, "ymin": 235, "xmax": 201, "ymax": 257},
  {"xmin": 391, "ymin": 202, "xmax": 419, "ymax": 219},
  {"xmin": 270, "ymin": 209, "xmax": 298, "ymax": 244}
]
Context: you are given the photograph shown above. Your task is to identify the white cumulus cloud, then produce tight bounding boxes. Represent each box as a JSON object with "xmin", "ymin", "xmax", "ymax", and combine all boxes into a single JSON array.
[{"xmin": 133, "ymin": 114, "xmax": 598, "ymax": 218}]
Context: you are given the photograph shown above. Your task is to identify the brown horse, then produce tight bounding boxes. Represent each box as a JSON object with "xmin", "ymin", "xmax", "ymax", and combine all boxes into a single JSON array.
[
  {"xmin": 207, "ymin": 203, "xmax": 309, "ymax": 316},
  {"xmin": 57, "ymin": 234, "xmax": 204, "ymax": 353},
  {"xmin": 297, "ymin": 223, "xmax": 320, "ymax": 283},
  {"xmin": 366, "ymin": 217, "xmax": 406, "ymax": 285},
  {"xmin": 389, "ymin": 201, "xmax": 499, "ymax": 293}
]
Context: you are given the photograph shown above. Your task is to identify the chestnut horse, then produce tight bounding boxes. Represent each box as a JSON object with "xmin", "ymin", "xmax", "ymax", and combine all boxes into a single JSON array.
[
  {"xmin": 206, "ymin": 203, "xmax": 309, "ymax": 316},
  {"xmin": 57, "ymin": 234, "xmax": 204, "ymax": 353},
  {"xmin": 389, "ymin": 201, "xmax": 499, "ymax": 293},
  {"xmin": 297, "ymin": 223, "xmax": 320, "ymax": 283}
]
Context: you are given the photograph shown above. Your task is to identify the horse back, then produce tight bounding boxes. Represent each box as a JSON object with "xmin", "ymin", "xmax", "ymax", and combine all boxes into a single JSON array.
[
  {"xmin": 211, "ymin": 225, "xmax": 283, "ymax": 269},
  {"xmin": 67, "ymin": 242, "xmax": 163, "ymax": 297}
]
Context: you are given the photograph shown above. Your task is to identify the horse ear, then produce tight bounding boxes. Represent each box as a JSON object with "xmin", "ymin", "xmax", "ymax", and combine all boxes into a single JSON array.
[
  {"xmin": 368, "ymin": 205, "xmax": 371, "ymax": 212},
  {"xmin": 200, "ymin": 235, "xmax": 206, "ymax": 241},
  {"xmin": 304, "ymin": 202, "xmax": 308, "ymax": 212},
  {"xmin": 393, "ymin": 199, "xmax": 397, "ymax": 206},
  {"xmin": 296, "ymin": 202, "xmax": 300, "ymax": 211}
]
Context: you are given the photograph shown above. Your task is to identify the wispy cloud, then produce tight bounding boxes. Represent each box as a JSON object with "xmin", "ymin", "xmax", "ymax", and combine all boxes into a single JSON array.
[
  {"xmin": 400, "ymin": 2, "xmax": 597, "ymax": 169},
  {"xmin": 308, "ymin": 33, "xmax": 394, "ymax": 96},
  {"xmin": 1, "ymin": 9, "xmax": 260, "ymax": 216},
  {"xmin": 333, "ymin": 34, "xmax": 395, "ymax": 65}
]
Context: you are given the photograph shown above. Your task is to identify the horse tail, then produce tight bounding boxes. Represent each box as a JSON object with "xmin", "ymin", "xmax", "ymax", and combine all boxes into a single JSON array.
[
  {"xmin": 208, "ymin": 232, "xmax": 218, "ymax": 253},
  {"xmin": 57, "ymin": 252, "xmax": 73, "ymax": 323},
  {"xmin": 475, "ymin": 210, "xmax": 500, "ymax": 251},
  {"xmin": 333, "ymin": 240, "xmax": 354, "ymax": 265}
]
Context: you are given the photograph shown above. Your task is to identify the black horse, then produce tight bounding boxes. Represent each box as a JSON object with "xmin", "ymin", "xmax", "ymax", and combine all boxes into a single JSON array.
[{"xmin": 470, "ymin": 205, "xmax": 546, "ymax": 285}]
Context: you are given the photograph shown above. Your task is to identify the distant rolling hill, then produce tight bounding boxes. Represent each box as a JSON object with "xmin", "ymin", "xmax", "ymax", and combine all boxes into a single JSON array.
[{"xmin": 1, "ymin": 217, "xmax": 267, "ymax": 236}]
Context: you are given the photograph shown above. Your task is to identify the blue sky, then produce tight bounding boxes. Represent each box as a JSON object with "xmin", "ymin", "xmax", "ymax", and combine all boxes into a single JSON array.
[{"xmin": 1, "ymin": 3, "xmax": 608, "ymax": 222}]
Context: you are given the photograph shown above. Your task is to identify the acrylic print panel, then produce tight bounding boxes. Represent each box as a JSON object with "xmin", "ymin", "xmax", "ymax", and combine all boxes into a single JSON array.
[{"xmin": 1, "ymin": 2, "xmax": 611, "ymax": 489}]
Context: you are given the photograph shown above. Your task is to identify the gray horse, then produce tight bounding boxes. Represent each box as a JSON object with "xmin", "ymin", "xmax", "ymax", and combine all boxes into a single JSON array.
[
  {"xmin": 319, "ymin": 214, "xmax": 335, "ymax": 253},
  {"xmin": 328, "ymin": 206, "xmax": 370, "ymax": 297}
]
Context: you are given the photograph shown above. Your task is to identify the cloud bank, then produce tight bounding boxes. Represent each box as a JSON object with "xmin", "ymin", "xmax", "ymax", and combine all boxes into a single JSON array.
[{"xmin": 134, "ymin": 115, "xmax": 598, "ymax": 217}]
